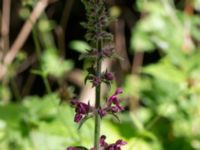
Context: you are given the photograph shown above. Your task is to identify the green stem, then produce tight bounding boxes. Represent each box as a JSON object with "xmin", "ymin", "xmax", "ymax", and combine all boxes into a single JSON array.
[
  {"xmin": 32, "ymin": 26, "xmax": 41, "ymax": 58},
  {"xmin": 32, "ymin": 25, "xmax": 52, "ymax": 94},
  {"xmin": 94, "ymin": 39, "xmax": 102, "ymax": 149},
  {"xmin": 43, "ymin": 75, "xmax": 52, "ymax": 94},
  {"xmin": 11, "ymin": 78, "xmax": 21, "ymax": 101}
]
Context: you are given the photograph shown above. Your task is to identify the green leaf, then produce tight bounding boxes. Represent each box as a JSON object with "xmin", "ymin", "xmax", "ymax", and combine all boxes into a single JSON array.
[
  {"xmin": 31, "ymin": 69, "xmax": 45, "ymax": 77},
  {"xmin": 123, "ymin": 75, "xmax": 140, "ymax": 98},
  {"xmin": 38, "ymin": 19, "xmax": 55, "ymax": 32},
  {"xmin": 23, "ymin": 94, "xmax": 60, "ymax": 121},
  {"xmin": 0, "ymin": 104, "xmax": 25, "ymax": 128},
  {"xmin": 142, "ymin": 58, "xmax": 186, "ymax": 84},
  {"xmin": 194, "ymin": 0, "xmax": 200, "ymax": 11},
  {"xmin": 130, "ymin": 29, "xmax": 155, "ymax": 52},
  {"xmin": 41, "ymin": 49, "xmax": 74, "ymax": 78},
  {"xmin": 127, "ymin": 137, "xmax": 162, "ymax": 150},
  {"xmin": 69, "ymin": 40, "xmax": 91, "ymax": 53},
  {"xmin": 19, "ymin": 7, "xmax": 31, "ymax": 20},
  {"xmin": 136, "ymin": 0, "xmax": 165, "ymax": 14}
]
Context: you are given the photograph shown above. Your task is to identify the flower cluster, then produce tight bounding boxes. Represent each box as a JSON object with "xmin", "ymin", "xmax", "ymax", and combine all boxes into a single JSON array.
[
  {"xmin": 80, "ymin": 46, "xmax": 114, "ymax": 60},
  {"xmin": 71, "ymin": 99, "xmax": 91, "ymax": 123},
  {"xmin": 98, "ymin": 135, "xmax": 127, "ymax": 150},
  {"xmin": 67, "ymin": 135, "xmax": 127, "ymax": 150},
  {"xmin": 81, "ymin": 0, "xmax": 113, "ymax": 43},
  {"xmin": 98, "ymin": 88, "xmax": 124, "ymax": 118},
  {"xmin": 70, "ymin": 88, "xmax": 124, "ymax": 123},
  {"xmin": 85, "ymin": 67, "xmax": 114, "ymax": 87}
]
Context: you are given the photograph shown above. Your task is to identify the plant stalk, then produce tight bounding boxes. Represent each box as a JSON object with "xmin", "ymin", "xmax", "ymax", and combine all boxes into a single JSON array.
[
  {"xmin": 32, "ymin": 26, "xmax": 41, "ymax": 58},
  {"xmin": 94, "ymin": 39, "xmax": 103, "ymax": 149},
  {"xmin": 43, "ymin": 76, "xmax": 52, "ymax": 94}
]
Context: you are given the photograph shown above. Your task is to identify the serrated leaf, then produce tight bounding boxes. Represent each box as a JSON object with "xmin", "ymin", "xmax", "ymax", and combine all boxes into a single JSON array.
[{"xmin": 41, "ymin": 49, "xmax": 74, "ymax": 78}]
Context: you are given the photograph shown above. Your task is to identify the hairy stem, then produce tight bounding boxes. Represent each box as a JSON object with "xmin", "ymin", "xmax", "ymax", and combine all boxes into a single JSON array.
[{"xmin": 94, "ymin": 39, "xmax": 103, "ymax": 149}]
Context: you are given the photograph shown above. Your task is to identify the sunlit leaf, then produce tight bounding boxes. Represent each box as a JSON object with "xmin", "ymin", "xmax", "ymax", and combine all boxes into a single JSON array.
[{"xmin": 69, "ymin": 40, "xmax": 91, "ymax": 53}]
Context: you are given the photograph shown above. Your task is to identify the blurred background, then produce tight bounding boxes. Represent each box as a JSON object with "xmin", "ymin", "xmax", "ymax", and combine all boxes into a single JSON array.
[{"xmin": 0, "ymin": 0, "xmax": 200, "ymax": 149}]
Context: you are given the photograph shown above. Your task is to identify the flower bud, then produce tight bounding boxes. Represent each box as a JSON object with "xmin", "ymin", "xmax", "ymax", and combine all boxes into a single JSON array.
[
  {"xmin": 104, "ymin": 72, "xmax": 114, "ymax": 81},
  {"xmin": 115, "ymin": 88, "xmax": 123, "ymax": 95}
]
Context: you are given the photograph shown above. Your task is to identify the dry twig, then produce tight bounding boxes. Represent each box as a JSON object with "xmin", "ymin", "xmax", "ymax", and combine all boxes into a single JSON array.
[
  {"xmin": 0, "ymin": 0, "xmax": 50, "ymax": 80},
  {"xmin": 0, "ymin": 0, "xmax": 11, "ymax": 60}
]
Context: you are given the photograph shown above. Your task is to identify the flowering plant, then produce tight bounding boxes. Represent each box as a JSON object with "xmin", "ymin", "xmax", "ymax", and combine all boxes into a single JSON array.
[{"xmin": 67, "ymin": 0, "xmax": 127, "ymax": 149}]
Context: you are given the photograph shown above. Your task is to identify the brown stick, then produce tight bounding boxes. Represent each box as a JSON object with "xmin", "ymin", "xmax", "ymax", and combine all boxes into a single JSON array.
[
  {"xmin": 132, "ymin": 52, "xmax": 144, "ymax": 74},
  {"xmin": 60, "ymin": 0, "xmax": 74, "ymax": 32},
  {"xmin": 1, "ymin": 0, "xmax": 11, "ymax": 59},
  {"xmin": 58, "ymin": 0, "xmax": 74, "ymax": 57},
  {"xmin": 4, "ymin": 0, "xmax": 49, "ymax": 65},
  {"xmin": 55, "ymin": 26, "xmax": 66, "ymax": 57},
  {"xmin": 66, "ymin": 69, "xmax": 84, "ymax": 88},
  {"xmin": 114, "ymin": 19, "xmax": 131, "ymax": 72},
  {"xmin": 0, "ymin": 0, "xmax": 49, "ymax": 80},
  {"xmin": 184, "ymin": 0, "xmax": 194, "ymax": 15}
]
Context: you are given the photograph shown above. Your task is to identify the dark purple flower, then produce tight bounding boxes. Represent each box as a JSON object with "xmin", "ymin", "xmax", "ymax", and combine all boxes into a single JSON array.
[
  {"xmin": 74, "ymin": 113, "xmax": 83, "ymax": 123},
  {"xmin": 108, "ymin": 95, "xmax": 117, "ymax": 105},
  {"xmin": 115, "ymin": 88, "xmax": 123, "ymax": 95},
  {"xmin": 92, "ymin": 76, "xmax": 101, "ymax": 87},
  {"xmin": 98, "ymin": 135, "xmax": 127, "ymax": 150},
  {"xmin": 110, "ymin": 106, "xmax": 119, "ymax": 113},
  {"xmin": 103, "ymin": 72, "xmax": 114, "ymax": 81},
  {"xmin": 98, "ymin": 108, "xmax": 107, "ymax": 118},
  {"xmin": 101, "ymin": 47, "xmax": 114, "ymax": 58},
  {"xmin": 105, "ymin": 144, "xmax": 115, "ymax": 150},
  {"xmin": 115, "ymin": 140, "xmax": 127, "ymax": 147},
  {"xmin": 97, "ymin": 88, "xmax": 124, "ymax": 118},
  {"xmin": 108, "ymin": 88, "xmax": 123, "ymax": 103},
  {"xmin": 105, "ymin": 139, "xmax": 127, "ymax": 150},
  {"xmin": 75, "ymin": 102, "xmax": 90, "ymax": 114},
  {"xmin": 71, "ymin": 100, "xmax": 90, "ymax": 123},
  {"xmin": 99, "ymin": 135, "xmax": 107, "ymax": 147},
  {"xmin": 107, "ymin": 89, "xmax": 124, "ymax": 112},
  {"xmin": 112, "ymin": 100, "xmax": 124, "ymax": 111}
]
